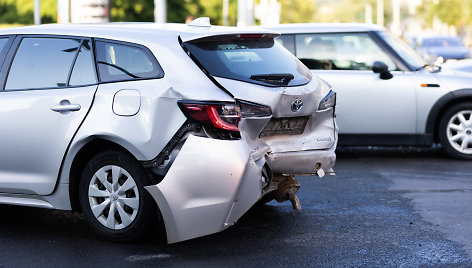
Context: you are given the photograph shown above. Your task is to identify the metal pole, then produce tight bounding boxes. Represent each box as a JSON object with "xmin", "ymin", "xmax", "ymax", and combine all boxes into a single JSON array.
[
  {"xmin": 34, "ymin": 0, "xmax": 41, "ymax": 25},
  {"xmin": 154, "ymin": 0, "xmax": 166, "ymax": 23},
  {"xmin": 377, "ymin": 0, "xmax": 384, "ymax": 26},
  {"xmin": 237, "ymin": 0, "xmax": 247, "ymax": 26},
  {"xmin": 223, "ymin": 0, "xmax": 229, "ymax": 26},
  {"xmin": 392, "ymin": 0, "xmax": 401, "ymax": 35}
]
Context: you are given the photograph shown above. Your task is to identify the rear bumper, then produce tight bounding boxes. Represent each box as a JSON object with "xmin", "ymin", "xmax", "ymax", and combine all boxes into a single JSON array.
[
  {"xmin": 145, "ymin": 113, "xmax": 337, "ymax": 243},
  {"xmin": 145, "ymin": 135, "xmax": 267, "ymax": 243},
  {"xmin": 266, "ymin": 146, "xmax": 336, "ymax": 175}
]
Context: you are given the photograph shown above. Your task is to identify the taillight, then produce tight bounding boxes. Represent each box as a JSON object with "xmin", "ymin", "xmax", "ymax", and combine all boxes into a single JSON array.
[
  {"xmin": 179, "ymin": 100, "xmax": 272, "ymax": 132},
  {"xmin": 179, "ymin": 102, "xmax": 241, "ymax": 131}
]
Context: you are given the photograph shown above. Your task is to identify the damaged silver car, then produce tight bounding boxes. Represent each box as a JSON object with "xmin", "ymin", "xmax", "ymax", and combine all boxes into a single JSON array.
[{"xmin": 0, "ymin": 19, "xmax": 337, "ymax": 243}]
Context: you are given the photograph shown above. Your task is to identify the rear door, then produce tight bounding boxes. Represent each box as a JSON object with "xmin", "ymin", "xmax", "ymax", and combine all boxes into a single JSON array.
[{"xmin": 0, "ymin": 36, "xmax": 97, "ymax": 195}]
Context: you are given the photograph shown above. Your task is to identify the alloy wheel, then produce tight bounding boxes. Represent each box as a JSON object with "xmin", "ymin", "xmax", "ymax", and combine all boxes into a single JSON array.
[{"xmin": 446, "ymin": 110, "xmax": 472, "ymax": 155}]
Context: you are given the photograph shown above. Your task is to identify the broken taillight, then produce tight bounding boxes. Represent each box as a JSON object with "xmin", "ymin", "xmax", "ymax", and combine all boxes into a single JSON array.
[
  {"xmin": 179, "ymin": 102, "xmax": 241, "ymax": 131},
  {"xmin": 178, "ymin": 100, "xmax": 272, "ymax": 132}
]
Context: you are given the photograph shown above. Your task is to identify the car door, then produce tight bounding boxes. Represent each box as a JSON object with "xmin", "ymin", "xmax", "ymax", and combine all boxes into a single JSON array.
[
  {"xmin": 280, "ymin": 32, "xmax": 417, "ymax": 137},
  {"xmin": 0, "ymin": 36, "xmax": 98, "ymax": 195}
]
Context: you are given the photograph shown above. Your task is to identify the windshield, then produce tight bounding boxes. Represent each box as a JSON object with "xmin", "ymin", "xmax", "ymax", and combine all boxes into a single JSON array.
[
  {"xmin": 377, "ymin": 31, "xmax": 425, "ymax": 70},
  {"xmin": 183, "ymin": 34, "xmax": 312, "ymax": 87},
  {"xmin": 422, "ymin": 37, "xmax": 463, "ymax": 47}
]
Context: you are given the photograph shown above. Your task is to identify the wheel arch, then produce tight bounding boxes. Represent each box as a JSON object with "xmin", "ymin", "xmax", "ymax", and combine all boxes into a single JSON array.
[
  {"xmin": 68, "ymin": 138, "xmax": 138, "ymax": 211},
  {"xmin": 425, "ymin": 89, "xmax": 472, "ymax": 142}
]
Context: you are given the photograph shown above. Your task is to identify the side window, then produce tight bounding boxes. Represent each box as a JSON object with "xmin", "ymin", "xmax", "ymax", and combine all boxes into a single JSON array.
[
  {"xmin": 275, "ymin": 34, "xmax": 295, "ymax": 54},
  {"xmin": 69, "ymin": 40, "xmax": 96, "ymax": 86},
  {"xmin": 295, "ymin": 33, "xmax": 398, "ymax": 71},
  {"xmin": 0, "ymin": 38, "xmax": 9, "ymax": 53},
  {"xmin": 95, "ymin": 41, "xmax": 163, "ymax": 82},
  {"xmin": 6, "ymin": 37, "xmax": 82, "ymax": 90}
]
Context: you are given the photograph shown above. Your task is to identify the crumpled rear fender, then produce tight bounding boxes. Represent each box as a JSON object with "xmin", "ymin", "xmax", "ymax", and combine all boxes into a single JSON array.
[{"xmin": 145, "ymin": 134, "xmax": 266, "ymax": 243}]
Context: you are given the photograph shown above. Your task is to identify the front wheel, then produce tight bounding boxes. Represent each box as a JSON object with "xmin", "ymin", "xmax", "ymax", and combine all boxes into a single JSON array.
[
  {"xmin": 79, "ymin": 150, "xmax": 159, "ymax": 241},
  {"xmin": 438, "ymin": 102, "xmax": 472, "ymax": 159}
]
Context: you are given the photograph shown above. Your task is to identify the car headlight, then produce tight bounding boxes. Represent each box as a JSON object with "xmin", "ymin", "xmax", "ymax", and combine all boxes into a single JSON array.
[{"xmin": 319, "ymin": 90, "xmax": 336, "ymax": 110}]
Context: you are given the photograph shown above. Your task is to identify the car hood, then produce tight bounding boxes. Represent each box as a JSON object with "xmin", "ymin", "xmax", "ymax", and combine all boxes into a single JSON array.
[{"xmin": 433, "ymin": 68, "xmax": 472, "ymax": 91}]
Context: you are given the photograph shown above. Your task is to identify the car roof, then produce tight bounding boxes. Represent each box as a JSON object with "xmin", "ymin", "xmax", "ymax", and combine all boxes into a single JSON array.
[
  {"xmin": 261, "ymin": 23, "xmax": 385, "ymax": 34},
  {"xmin": 0, "ymin": 22, "xmax": 279, "ymax": 42}
]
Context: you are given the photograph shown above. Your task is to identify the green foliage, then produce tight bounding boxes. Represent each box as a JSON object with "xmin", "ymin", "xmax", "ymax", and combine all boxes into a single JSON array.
[
  {"xmin": 111, "ymin": 0, "xmax": 154, "ymax": 22},
  {"xmin": 110, "ymin": 0, "xmax": 204, "ymax": 23},
  {"xmin": 417, "ymin": 0, "xmax": 472, "ymax": 30},
  {"xmin": 279, "ymin": 0, "xmax": 316, "ymax": 23},
  {"xmin": 0, "ymin": 0, "xmax": 56, "ymax": 24},
  {"xmin": 314, "ymin": 0, "xmax": 392, "ymax": 24}
]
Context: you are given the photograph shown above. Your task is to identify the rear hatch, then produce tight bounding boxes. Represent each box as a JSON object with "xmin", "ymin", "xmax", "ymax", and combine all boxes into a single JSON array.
[{"xmin": 181, "ymin": 33, "xmax": 335, "ymax": 151}]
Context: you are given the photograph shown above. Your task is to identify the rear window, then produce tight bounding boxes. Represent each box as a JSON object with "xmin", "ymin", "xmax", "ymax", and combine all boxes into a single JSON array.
[{"xmin": 183, "ymin": 34, "xmax": 311, "ymax": 87}]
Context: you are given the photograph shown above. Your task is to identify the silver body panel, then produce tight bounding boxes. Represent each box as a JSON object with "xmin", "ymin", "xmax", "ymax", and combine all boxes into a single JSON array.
[{"xmin": 0, "ymin": 23, "xmax": 337, "ymax": 243}]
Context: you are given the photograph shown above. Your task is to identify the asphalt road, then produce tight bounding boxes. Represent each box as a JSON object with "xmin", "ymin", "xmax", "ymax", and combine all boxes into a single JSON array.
[{"xmin": 1, "ymin": 147, "xmax": 472, "ymax": 267}]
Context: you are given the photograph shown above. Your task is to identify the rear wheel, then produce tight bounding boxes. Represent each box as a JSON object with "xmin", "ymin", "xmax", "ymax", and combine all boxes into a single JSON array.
[
  {"xmin": 438, "ymin": 102, "xmax": 472, "ymax": 159},
  {"xmin": 79, "ymin": 150, "xmax": 158, "ymax": 241}
]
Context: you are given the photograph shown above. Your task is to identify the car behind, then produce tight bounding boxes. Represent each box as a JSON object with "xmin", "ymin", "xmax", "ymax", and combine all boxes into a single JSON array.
[{"xmin": 263, "ymin": 23, "xmax": 472, "ymax": 159}]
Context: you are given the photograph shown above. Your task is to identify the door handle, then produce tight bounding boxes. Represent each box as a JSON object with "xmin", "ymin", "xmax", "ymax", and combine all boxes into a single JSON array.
[{"xmin": 51, "ymin": 100, "xmax": 81, "ymax": 115}]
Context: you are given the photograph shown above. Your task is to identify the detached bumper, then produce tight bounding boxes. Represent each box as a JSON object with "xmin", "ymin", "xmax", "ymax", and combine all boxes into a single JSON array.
[
  {"xmin": 145, "ymin": 135, "xmax": 266, "ymax": 243},
  {"xmin": 266, "ymin": 146, "xmax": 336, "ymax": 175}
]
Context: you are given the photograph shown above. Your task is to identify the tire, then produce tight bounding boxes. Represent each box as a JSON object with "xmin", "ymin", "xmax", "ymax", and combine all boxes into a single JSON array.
[
  {"xmin": 438, "ymin": 102, "xmax": 472, "ymax": 160},
  {"xmin": 79, "ymin": 150, "xmax": 159, "ymax": 241}
]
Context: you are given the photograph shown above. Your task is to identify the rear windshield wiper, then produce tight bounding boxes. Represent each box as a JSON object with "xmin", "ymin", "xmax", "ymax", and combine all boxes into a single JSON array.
[{"xmin": 250, "ymin": 73, "xmax": 294, "ymax": 85}]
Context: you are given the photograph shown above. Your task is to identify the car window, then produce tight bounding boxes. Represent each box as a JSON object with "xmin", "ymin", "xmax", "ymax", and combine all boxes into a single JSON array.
[
  {"xmin": 275, "ymin": 34, "xmax": 296, "ymax": 54},
  {"xmin": 377, "ymin": 31, "xmax": 424, "ymax": 70},
  {"xmin": 294, "ymin": 33, "xmax": 398, "ymax": 71},
  {"xmin": 69, "ymin": 40, "xmax": 96, "ymax": 86},
  {"xmin": 6, "ymin": 37, "xmax": 81, "ymax": 90},
  {"xmin": 0, "ymin": 38, "xmax": 9, "ymax": 52},
  {"xmin": 184, "ymin": 34, "xmax": 311, "ymax": 87},
  {"xmin": 95, "ymin": 41, "xmax": 163, "ymax": 82}
]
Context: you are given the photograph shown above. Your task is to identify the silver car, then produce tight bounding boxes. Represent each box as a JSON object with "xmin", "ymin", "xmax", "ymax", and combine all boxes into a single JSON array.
[
  {"xmin": 266, "ymin": 23, "xmax": 472, "ymax": 159},
  {"xmin": 0, "ymin": 20, "xmax": 337, "ymax": 243}
]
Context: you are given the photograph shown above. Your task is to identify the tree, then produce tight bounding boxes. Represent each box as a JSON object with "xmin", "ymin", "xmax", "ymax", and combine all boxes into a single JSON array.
[
  {"xmin": 279, "ymin": 0, "xmax": 316, "ymax": 23},
  {"xmin": 417, "ymin": 0, "xmax": 472, "ymax": 33},
  {"xmin": 0, "ymin": 0, "xmax": 56, "ymax": 24},
  {"xmin": 110, "ymin": 0, "xmax": 204, "ymax": 23}
]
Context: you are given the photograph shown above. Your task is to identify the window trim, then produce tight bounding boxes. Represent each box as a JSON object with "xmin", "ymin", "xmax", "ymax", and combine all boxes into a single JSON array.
[
  {"xmin": 0, "ymin": 34, "xmax": 98, "ymax": 91},
  {"xmin": 93, "ymin": 38, "xmax": 164, "ymax": 84}
]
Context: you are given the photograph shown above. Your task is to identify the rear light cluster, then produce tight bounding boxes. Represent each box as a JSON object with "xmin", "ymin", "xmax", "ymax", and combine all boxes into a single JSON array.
[{"xmin": 178, "ymin": 100, "xmax": 271, "ymax": 132}]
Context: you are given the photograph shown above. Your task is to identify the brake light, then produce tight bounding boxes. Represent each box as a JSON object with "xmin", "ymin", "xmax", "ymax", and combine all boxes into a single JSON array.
[
  {"xmin": 238, "ymin": 34, "xmax": 264, "ymax": 39},
  {"xmin": 179, "ymin": 102, "xmax": 241, "ymax": 131},
  {"xmin": 179, "ymin": 100, "xmax": 272, "ymax": 132}
]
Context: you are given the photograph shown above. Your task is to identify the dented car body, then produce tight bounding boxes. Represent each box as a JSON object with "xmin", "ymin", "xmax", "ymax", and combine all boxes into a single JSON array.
[{"xmin": 0, "ymin": 21, "xmax": 337, "ymax": 243}]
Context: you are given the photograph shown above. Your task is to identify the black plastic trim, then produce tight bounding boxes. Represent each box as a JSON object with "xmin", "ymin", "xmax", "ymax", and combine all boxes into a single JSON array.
[
  {"xmin": 141, "ymin": 120, "xmax": 201, "ymax": 168},
  {"xmin": 425, "ymin": 89, "xmax": 472, "ymax": 137}
]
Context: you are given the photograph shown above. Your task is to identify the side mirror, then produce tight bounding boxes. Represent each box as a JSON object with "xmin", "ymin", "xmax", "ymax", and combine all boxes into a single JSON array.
[{"xmin": 372, "ymin": 61, "xmax": 393, "ymax": 80}]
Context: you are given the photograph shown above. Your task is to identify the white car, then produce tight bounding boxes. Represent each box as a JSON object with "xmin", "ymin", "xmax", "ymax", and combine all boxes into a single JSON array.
[
  {"xmin": 265, "ymin": 23, "xmax": 472, "ymax": 159},
  {"xmin": 0, "ymin": 20, "xmax": 337, "ymax": 243}
]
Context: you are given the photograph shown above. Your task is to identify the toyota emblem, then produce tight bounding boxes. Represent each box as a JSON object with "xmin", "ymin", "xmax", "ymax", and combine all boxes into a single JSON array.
[{"xmin": 291, "ymin": 99, "xmax": 303, "ymax": 112}]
